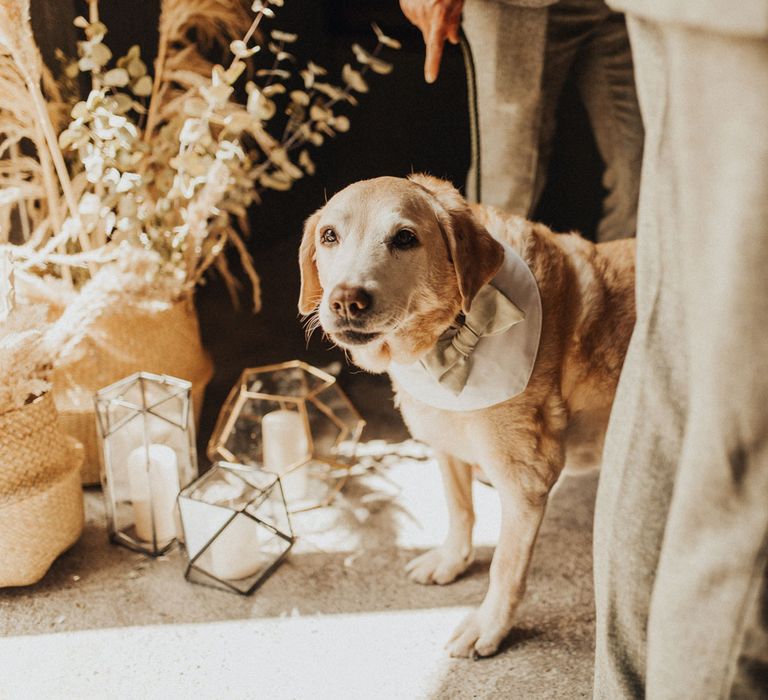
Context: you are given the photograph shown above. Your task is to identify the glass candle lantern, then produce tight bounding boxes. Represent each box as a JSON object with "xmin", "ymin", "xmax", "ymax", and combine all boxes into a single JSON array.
[
  {"xmin": 94, "ymin": 372, "xmax": 197, "ymax": 556},
  {"xmin": 207, "ymin": 361, "xmax": 365, "ymax": 512},
  {"xmin": 178, "ymin": 462, "xmax": 294, "ymax": 595}
]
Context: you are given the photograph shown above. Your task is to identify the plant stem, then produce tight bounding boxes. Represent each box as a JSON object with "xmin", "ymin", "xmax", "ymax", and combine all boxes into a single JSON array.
[
  {"xmin": 9, "ymin": 142, "xmax": 31, "ymax": 243},
  {"xmin": 142, "ymin": 25, "xmax": 168, "ymax": 144},
  {"xmin": 88, "ymin": 0, "xmax": 102, "ymax": 91},
  {"xmin": 32, "ymin": 122, "xmax": 73, "ymax": 286},
  {"xmin": 26, "ymin": 76, "xmax": 94, "ymax": 275}
]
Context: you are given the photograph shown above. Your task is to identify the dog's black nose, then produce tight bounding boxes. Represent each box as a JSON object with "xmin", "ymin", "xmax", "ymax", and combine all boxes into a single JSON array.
[{"xmin": 329, "ymin": 285, "xmax": 373, "ymax": 318}]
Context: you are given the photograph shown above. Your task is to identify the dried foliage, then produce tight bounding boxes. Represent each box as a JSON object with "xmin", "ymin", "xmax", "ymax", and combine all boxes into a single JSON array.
[
  {"xmin": 0, "ymin": 301, "xmax": 51, "ymax": 414},
  {"xmin": 0, "ymin": 0, "xmax": 399, "ymax": 309}
]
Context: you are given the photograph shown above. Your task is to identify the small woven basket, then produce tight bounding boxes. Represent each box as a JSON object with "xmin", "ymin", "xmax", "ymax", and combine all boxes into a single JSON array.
[
  {"xmin": 51, "ymin": 295, "xmax": 213, "ymax": 484},
  {"xmin": 0, "ymin": 392, "xmax": 84, "ymax": 588}
]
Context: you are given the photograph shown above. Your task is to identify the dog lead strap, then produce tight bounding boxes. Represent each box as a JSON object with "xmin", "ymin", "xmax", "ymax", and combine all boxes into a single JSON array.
[{"xmin": 460, "ymin": 27, "xmax": 481, "ymax": 204}]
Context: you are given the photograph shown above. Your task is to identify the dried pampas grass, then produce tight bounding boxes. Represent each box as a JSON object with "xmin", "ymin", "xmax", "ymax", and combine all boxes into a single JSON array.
[
  {"xmin": 0, "ymin": 0, "xmax": 90, "ymax": 265},
  {"xmin": 0, "ymin": 0, "xmax": 41, "ymax": 84},
  {"xmin": 0, "ymin": 303, "xmax": 51, "ymax": 414}
]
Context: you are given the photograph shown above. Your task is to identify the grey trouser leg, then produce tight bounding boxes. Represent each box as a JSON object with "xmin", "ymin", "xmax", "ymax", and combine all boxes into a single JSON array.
[
  {"xmin": 594, "ymin": 16, "xmax": 768, "ymax": 700},
  {"xmin": 463, "ymin": 0, "xmax": 549, "ymax": 214},
  {"xmin": 463, "ymin": 0, "xmax": 643, "ymax": 241}
]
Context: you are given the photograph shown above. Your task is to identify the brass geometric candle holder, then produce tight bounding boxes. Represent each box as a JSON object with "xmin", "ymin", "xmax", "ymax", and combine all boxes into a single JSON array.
[{"xmin": 207, "ymin": 361, "xmax": 365, "ymax": 513}]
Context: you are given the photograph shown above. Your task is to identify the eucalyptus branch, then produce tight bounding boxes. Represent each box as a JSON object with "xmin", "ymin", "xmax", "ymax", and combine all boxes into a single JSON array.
[{"xmin": 0, "ymin": 0, "xmax": 399, "ymax": 302}]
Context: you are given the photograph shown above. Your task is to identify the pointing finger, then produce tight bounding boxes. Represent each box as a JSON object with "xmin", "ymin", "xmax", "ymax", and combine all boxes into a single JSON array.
[{"xmin": 424, "ymin": 24, "xmax": 445, "ymax": 83}]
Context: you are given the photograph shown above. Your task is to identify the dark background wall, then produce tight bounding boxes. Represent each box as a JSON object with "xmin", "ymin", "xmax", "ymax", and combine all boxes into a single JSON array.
[{"xmin": 37, "ymin": 1, "xmax": 604, "ymax": 450}]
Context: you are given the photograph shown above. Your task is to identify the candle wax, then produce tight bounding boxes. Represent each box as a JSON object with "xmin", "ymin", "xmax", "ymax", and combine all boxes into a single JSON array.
[
  {"xmin": 262, "ymin": 409, "xmax": 311, "ymax": 502},
  {"xmin": 127, "ymin": 444, "xmax": 180, "ymax": 545}
]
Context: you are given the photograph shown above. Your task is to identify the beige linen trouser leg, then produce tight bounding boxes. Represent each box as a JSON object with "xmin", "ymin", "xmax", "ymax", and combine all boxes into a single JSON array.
[
  {"xmin": 463, "ymin": 0, "xmax": 643, "ymax": 241},
  {"xmin": 594, "ymin": 17, "xmax": 768, "ymax": 700}
]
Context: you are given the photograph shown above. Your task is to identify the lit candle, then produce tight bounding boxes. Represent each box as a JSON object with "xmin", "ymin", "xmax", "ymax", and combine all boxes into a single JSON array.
[
  {"xmin": 262, "ymin": 409, "xmax": 310, "ymax": 503},
  {"xmin": 127, "ymin": 444, "xmax": 180, "ymax": 545}
]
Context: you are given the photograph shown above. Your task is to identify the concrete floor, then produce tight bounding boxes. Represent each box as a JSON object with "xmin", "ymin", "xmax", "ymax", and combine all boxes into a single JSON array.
[
  {"xmin": 1, "ymin": 236, "xmax": 598, "ymax": 698},
  {"xmin": 0, "ymin": 416, "xmax": 597, "ymax": 699}
]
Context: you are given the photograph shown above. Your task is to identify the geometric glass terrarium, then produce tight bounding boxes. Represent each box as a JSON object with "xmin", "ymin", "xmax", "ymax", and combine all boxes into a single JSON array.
[
  {"xmin": 207, "ymin": 361, "xmax": 365, "ymax": 513},
  {"xmin": 94, "ymin": 372, "xmax": 197, "ymax": 556},
  {"xmin": 178, "ymin": 462, "xmax": 294, "ymax": 595}
]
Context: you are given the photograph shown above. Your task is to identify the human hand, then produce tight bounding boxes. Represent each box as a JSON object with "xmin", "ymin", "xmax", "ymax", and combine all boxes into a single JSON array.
[{"xmin": 400, "ymin": 0, "xmax": 464, "ymax": 83}]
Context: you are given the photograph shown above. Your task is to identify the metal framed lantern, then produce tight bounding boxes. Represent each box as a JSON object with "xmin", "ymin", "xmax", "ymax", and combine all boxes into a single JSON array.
[
  {"xmin": 178, "ymin": 462, "xmax": 294, "ymax": 595},
  {"xmin": 207, "ymin": 361, "xmax": 365, "ymax": 512},
  {"xmin": 94, "ymin": 372, "xmax": 197, "ymax": 556}
]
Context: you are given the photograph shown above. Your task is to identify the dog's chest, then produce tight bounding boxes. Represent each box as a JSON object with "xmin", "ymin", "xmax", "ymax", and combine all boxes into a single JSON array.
[{"xmin": 395, "ymin": 388, "xmax": 485, "ymax": 465}]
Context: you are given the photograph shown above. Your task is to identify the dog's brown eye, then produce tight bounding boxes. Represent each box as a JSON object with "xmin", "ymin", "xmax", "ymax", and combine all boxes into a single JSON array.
[
  {"xmin": 320, "ymin": 228, "xmax": 338, "ymax": 245},
  {"xmin": 390, "ymin": 229, "xmax": 418, "ymax": 250}
]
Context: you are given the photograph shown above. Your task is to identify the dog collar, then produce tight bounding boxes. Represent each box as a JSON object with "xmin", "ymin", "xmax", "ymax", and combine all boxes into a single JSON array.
[{"xmin": 389, "ymin": 242, "xmax": 542, "ymax": 412}]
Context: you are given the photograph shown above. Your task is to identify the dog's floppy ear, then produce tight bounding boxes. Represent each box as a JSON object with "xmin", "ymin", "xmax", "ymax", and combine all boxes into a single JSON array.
[
  {"xmin": 408, "ymin": 173, "xmax": 504, "ymax": 313},
  {"xmin": 298, "ymin": 209, "xmax": 323, "ymax": 314}
]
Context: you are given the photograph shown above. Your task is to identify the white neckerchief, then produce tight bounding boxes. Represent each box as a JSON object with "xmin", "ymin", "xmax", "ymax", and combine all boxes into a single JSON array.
[{"xmin": 389, "ymin": 242, "xmax": 542, "ymax": 412}]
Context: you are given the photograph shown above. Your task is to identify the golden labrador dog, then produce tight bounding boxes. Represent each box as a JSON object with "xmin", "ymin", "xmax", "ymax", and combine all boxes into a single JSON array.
[{"xmin": 298, "ymin": 174, "xmax": 635, "ymax": 658}]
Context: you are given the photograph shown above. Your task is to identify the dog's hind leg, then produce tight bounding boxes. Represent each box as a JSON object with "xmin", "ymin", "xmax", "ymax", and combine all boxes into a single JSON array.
[{"xmin": 405, "ymin": 452, "xmax": 475, "ymax": 585}]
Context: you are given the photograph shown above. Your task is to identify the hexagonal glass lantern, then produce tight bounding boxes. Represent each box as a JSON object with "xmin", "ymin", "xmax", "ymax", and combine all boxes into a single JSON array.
[
  {"xmin": 94, "ymin": 372, "xmax": 197, "ymax": 556},
  {"xmin": 178, "ymin": 462, "xmax": 294, "ymax": 595},
  {"xmin": 207, "ymin": 361, "xmax": 365, "ymax": 512}
]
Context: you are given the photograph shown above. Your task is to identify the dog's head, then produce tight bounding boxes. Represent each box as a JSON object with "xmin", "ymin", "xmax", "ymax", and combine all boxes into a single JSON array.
[{"xmin": 298, "ymin": 174, "xmax": 504, "ymax": 372}]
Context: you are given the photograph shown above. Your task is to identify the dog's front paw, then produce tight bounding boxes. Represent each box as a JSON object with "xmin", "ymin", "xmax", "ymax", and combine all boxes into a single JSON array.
[
  {"xmin": 445, "ymin": 603, "xmax": 514, "ymax": 658},
  {"xmin": 404, "ymin": 546, "xmax": 474, "ymax": 585}
]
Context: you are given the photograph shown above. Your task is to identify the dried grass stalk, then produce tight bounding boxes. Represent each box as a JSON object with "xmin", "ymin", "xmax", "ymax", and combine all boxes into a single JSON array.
[
  {"xmin": 145, "ymin": 0, "xmax": 253, "ymax": 142},
  {"xmin": 0, "ymin": 0, "xmax": 91, "ymax": 263}
]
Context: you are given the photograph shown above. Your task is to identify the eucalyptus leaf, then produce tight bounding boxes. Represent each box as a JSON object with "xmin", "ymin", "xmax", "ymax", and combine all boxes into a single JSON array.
[
  {"xmin": 351, "ymin": 43, "xmax": 394, "ymax": 75},
  {"xmin": 342, "ymin": 64, "xmax": 368, "ymax": 93},
  {"xmin": 310, "ymin": 104, "xmax": 333, "ymax": 123},
  {"xmin": 84, "ymin": 21, "xmax": 107, "ymax": 41},
  {"xmin": 132, "ymin": 75, "xmax": 153, "ymax": 97},
  {"xmin": 90, "ymin": 43, "xmax": 112, "ymax": 68},
  {"xmin": 225, "ymin": 60, "xmax": 246, "ymax": 85},
  {"xmin": 104, "ymin": 68, "xmax": 130, "ymax": 87},
  {"xmin": 259, "ymin": 171, "xmax": 292, "ymax": 191},
  {"xmin": 256, "ymin": 69, "xmax": 291, "ymax": 79},
  {"xmin": 372, "ymin": 23, "xmax": 402, "ymax": 50},
  {"xmin": 262, "ymin": 84, "xmax": 286, "ymax": 97},
  {"xmin": 271, "ymin": 30, "xmax": 298, "ymax": 43},
  {"xmin": 290, "ymin": 90, "xmax": 310, "ymax": 106},
  {"xmin": 332, "ymin": 115, "xmax": 350, "ymax": 132},
  {"xmin": 313, "ymin": 82, "xmax": 347, "ymax": 102},
  {"xmin": 299, "ymin": 149, "xmax": 315, "ymax": 175},
  {"xmin": 127, "ymin": 57, "xmax": 146, "ymax": 79},
  {"xmin": 307, "ymin": 61, "xmax": 327, "ymax": 76}
]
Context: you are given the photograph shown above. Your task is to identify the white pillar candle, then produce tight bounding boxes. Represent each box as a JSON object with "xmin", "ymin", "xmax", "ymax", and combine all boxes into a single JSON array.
[
  {"xmin": 127, "ymin": 444, "xmax": 180, "ymax": 545},
  {"xmin": 262, "ymin": 409, "xmax": 310, "ymax": 503},
  {"xmin": 188, "ymin": 481, "xmax": 263, "ymax": 581},
  {"xmin": 210, "ymin": 512, "xmax": 263, "ymax": 581}
]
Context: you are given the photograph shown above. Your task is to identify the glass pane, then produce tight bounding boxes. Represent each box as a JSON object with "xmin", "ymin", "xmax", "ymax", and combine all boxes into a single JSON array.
[
  {"xmin": 314, "ymin": 384, "xmax": 364, "ymax": 443},
  {"xmin": 305, "ymin": 398, "xmax": 342, "ymax": 460},
  {"xmin": 244, "ymin": 363, "xmax": 331, "ymax": 398},
  {"xmin": 146, "ymin": 390, "xmax": 189, "ymax": 430}
]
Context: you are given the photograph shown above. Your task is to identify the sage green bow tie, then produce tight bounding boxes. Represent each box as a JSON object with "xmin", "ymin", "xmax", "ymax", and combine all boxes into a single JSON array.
[{"xmin": 421, "ymin": 284, "xmax": 526, "ymax": 395}]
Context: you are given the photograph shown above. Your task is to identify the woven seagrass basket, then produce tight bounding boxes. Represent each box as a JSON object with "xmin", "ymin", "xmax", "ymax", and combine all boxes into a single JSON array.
[
  {"xmin": 51, "ymin": 296, "xmax": 213, "ymax": 485},
  {"xmin": 0, "ymin": 392, "xmax": 84, "ymax": 588}
]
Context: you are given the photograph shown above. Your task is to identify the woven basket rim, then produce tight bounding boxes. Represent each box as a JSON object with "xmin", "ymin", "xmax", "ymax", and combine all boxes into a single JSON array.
[{"xmin": 0, "ymin": 391, "xmax": 48, "ymax": 420}]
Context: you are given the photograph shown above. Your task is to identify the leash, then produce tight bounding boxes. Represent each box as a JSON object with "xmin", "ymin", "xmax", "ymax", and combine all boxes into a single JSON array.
[{"xmin": 459, "ymin": 27, "xmax": 481, "ymax": 202}]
